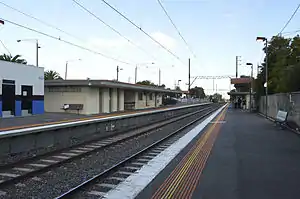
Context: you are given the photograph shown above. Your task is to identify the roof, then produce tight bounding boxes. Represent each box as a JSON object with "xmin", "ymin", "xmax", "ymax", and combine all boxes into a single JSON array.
[
  {"xmin": 231, "ymin": 78, "xmax": 252, "ymax": 84},
  {"xmin": 45, "ymin": 79, "xmax": 182, "ymax": 93}
]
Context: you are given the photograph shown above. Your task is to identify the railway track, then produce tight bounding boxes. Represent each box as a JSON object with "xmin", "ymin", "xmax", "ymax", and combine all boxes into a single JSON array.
[
  {"xmin": 0, "ymin": 105, "xmax": 215, "ymax": 191},
  {"xmin": 54, "ymin": 105, "xmax": 220, "ymax": 199}
]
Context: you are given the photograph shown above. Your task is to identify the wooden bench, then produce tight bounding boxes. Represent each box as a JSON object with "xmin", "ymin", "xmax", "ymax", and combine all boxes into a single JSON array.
[
  {"xmin": 62, "ymin": 104, "xmax": 84, "ymax": 114},
  {"xmin": 275, "ymin": 110, "xmax": 288, "ymax": 129}
]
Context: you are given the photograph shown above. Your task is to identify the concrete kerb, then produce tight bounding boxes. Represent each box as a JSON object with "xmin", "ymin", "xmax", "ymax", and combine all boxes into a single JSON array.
[{"xmin": 0, "ymin": 103, "xmax": 212, "ymax": 166}]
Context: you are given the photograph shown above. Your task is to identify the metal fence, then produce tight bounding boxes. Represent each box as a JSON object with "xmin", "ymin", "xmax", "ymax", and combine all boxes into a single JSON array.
[{"xmin": 259, "ymin": 92, "xmax": 300, "ymax": 127}]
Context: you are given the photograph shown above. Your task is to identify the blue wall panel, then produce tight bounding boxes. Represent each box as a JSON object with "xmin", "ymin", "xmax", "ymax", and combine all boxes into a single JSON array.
[
  {"xmin": 15, "ymin": 100, "xmax": 22, "ymax": 116},
  {"xmin": 0, "ymin": 101, "xmax": 2, "ymax": 117},
  {"xmin": 32, "ymin": 100, "xmax": 44, "ymax": 114}
]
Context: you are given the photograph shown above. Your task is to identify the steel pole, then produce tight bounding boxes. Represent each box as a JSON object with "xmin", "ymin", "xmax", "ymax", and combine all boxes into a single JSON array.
[
  {"xmin": 135, "ymin": 65, "xmax": 137, "ymax": 83},
  {"xmin": 265, "ymin": 39, "xmax": 268, "ymax": 118},
  {"xmin": 65, "ymin": 61, "xmax": 68, "ymax": 80},
  {"xmin": 36, "ymin": 40, "xmax": 39, "ymax": 67}
]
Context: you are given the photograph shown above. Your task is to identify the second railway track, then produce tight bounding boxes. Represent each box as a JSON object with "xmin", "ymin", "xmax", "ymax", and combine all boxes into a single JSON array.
[{"xmin": 0, "ymin": 104, "xmax": 219, "ymax": 198}]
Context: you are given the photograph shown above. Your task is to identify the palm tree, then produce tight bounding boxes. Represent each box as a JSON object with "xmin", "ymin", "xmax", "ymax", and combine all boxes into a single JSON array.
[
  {"xmin": 44, "ymin": 70, "xmax": 63, "ymax": 80},
  {"xmin": 0, "ymin": 54, "xmax": 27, "ymax": 64}
]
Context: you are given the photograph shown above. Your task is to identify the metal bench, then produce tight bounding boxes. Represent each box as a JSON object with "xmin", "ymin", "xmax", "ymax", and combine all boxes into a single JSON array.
[
  {"xmin": 62, "ymin": 104, "xmax": 84, "ymax": 114},
  {"xmin": 275, "ymin": 110, "xmax": 288, "ymax": 129}
]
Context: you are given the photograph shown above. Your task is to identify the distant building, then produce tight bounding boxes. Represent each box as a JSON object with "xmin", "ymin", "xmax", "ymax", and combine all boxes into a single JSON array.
[
  {"xmin": 0, "ymin": 60, "xmax": 44, "ymax": 117},
  {"xmin": 228, "ymin": 77, "xmax": 255, "ymax": 109},
  {"xmin": 44, "ymin": 80, "xmax": 182, "ymax": 114}
]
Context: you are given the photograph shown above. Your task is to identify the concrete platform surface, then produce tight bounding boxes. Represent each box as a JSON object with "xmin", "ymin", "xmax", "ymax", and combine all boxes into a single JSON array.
[{"xmin": 137, "ymin": 107, "xmax": 300, "ymax": 199}]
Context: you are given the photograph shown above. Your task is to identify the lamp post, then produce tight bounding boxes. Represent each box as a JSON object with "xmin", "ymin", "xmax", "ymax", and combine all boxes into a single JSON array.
[
  {"xmin": 135, "ymin": 62, "xmax": 155, "ymax": 83},
  {"xmin": 117, "ymin": 65, "xmax": 123, "ymax": 81},
  {"xmin": 246, "ymin": 63, "xmax": 253, "ymax": 112},
  {"xmin": 17, "ymin": 39, "xmax": 40, "ymax": 67},
  {"xmin": 65, "ymin": 59, "xmax": 81, "ymax": 80},
  {"xmin": 256, "ymin": 36, "xmax": 268, "ymax": 118}
]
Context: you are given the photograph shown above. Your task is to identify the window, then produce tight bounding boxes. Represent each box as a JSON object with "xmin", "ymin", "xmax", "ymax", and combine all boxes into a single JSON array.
[
  {"xmin": 138, "ymin": 92, "xmax": 143, "ymax": 100},
  {"xmin": 149, "ymin": 93, "xmax": 153, "ymax": 100}
]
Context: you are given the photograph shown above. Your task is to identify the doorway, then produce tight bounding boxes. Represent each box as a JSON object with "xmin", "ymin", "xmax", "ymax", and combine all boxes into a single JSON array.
[
  {"xmin": 2, "ymin": 79, "xmax": 16, "ymax": 116},
  {"xmin": 21, "ymin": 85, "xmax": 33, "ymax": 114}
]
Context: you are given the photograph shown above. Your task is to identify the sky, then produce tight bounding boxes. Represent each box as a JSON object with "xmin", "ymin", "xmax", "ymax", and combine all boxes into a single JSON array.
[{"xmin": 1, "ymin": 0, "xmax": 300, "ymax": 98}]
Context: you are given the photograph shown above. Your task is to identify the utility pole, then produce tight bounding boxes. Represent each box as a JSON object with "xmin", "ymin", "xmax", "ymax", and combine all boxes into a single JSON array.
[
  {"xmin": 135, "ymin": 65, "xmax": 137, "ymax": 83},
  {"xmin": 117, "ymin": 65, "xmax": 119, "ymax": 81},
  {"xmin": 36, "ymin": 40, "xmax": 39, "ymax": 67},
  {"xmin": 159, "ymin": 68, "xmax": 161, "ymax": 86},
  {"xmin": 265, "ymin": 39, "xmax": 268, "ymax": 118},
  {"xmin": 188, "ymin": 58, "xmax": 191, "ymax": 96},
  {"xmin": 235, "ymin": 56, "xmax": 238, "ymax": 78},
  {"xmin": 65, "ymin": 61, "xmax": 68, "ymax": 80},
  {"xmin": 117, "ymin": 65, "xmax": 123, "ymax": 81}
]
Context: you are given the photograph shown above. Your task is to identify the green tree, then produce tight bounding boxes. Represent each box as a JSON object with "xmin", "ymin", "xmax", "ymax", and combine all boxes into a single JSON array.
[
  {"xmin": 136, "ymin": 80, "xmax": 156, "ymax": 86},
  {"xmin": 0, "ymin": 54, "xmax": 27, "ymax": 64},
  {"xmin": 256, "ymin": 35, "xmax": 300, "ymax": 96},
  {"xmin": 44, "ymin": 70, "xmax": 63, "ymax": 80},
  {"xmin": 190, "ymin": 86, "xmax": 206, "ymax": 98}
]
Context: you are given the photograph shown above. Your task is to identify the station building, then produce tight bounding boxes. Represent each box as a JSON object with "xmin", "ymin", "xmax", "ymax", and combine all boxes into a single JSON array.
[
  {"xmin": 44, "ymin": 80, "xmax": 181, "ymax": 114},
  {"xmin": 228, "ymin": 77, "xmax": 255, "ymax": 109},
  {"xmin": 0, "ymin": 60, "xmax": 44, "ymax": 118}
]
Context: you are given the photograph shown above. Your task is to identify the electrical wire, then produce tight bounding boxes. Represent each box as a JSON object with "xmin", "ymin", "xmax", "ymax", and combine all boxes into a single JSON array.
[
  {"xmin": 0, "ymin": 1, "xmax": 85, "ymax": 42},
  {"xmin": 0, "ymin": 17, "xmax": 133, "ymax": 65},
  {"xmin": 100, "ymin": 0, "xmax": 185, "ymax": 65},
  {"xmin": 0, "ymin": 40, "xmax": 11, "ymax": 55},
  {"xmin": 72, "ymin": 0, "xmax": 158, "ymax": 61},
  {"xmin": 157, "ymin": 0, "xmax": 197, "ymax": 59},
  {"xmin": 278, "ymin": 3, "xmax": 300, "ymax": 35}
]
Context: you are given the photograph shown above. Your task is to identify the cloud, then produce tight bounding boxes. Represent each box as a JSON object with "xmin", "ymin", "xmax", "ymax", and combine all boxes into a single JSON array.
[{"xmin": 151, "ymin": 32, "xmax": 177, "ymax": 50}]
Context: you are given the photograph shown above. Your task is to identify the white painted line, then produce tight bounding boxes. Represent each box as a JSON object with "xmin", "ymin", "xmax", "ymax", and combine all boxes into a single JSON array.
[
  {"xmin": 28, "ymin": 163, "xmax": 47, "ymax": 168},
  {"xmin": 69, "ymin": 150, "xmax": 86, "ymax": 153},
  {"xmin": 40, "ymin": 159, "xmax": 59, "ymax": 163},
  {"xmin": 118, "ymin": 171, "xmax": 134, "ymax": 175},
  {"xmin": 0, "ymin": 173, "xmax": 19, "ymax": 178},
  {"xmin": 103, "ymin": 104, "xmax": 226, "ymax": 199},
  {"xmin": 52, "ymin": 155, "xmax": 69, "ymax": 159},
  {"xmin": 13, "ymin": 167, "xmax": 34, "ymax": 172},
  {"xmin": 61, "ymin": 152, "xmax": 78, "ymax": 156},
  {"xmin": 88, "ymin": 191, "xmax": 106, "ymax": 196},
  {"xmin": 97, "ymin": 183, "xmax": 117, "ymax": 189}
]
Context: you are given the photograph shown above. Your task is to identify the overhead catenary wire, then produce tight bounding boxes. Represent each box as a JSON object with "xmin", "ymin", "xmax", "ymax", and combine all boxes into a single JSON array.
[
  {"xmin": 0, "ymin": 1, "xmax": 84, "ymax": 42},
  {"xmin": 0, "ymin": 17, "xmax": 132, "ymax": 65},
  {"xmin": 72, "ymin": 0, "xmax": 158, "ymax": 61},
  {"xmin": 0, "ymin": 40, "xmax": 11, "ymax": 55},
  {"xmin": 100, "ymin": 0, "xmax": 185, "ymax": 65},
  {"xmin": 157, "ymin": 0, "xmax": 197, "ymax": 59},
  {"xmin": 278, "ymin": 3, "xmax": 300, "ymax": 35}
]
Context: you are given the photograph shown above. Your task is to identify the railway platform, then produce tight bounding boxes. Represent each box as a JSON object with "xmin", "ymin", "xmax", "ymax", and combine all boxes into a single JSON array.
[
  {"xmin": 0, "ymin": 105, "xmax": 179, "ymax": 132},
  {"xmin": 132, "ymin": 106, "xmax": 300, "ymax": 199}
]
